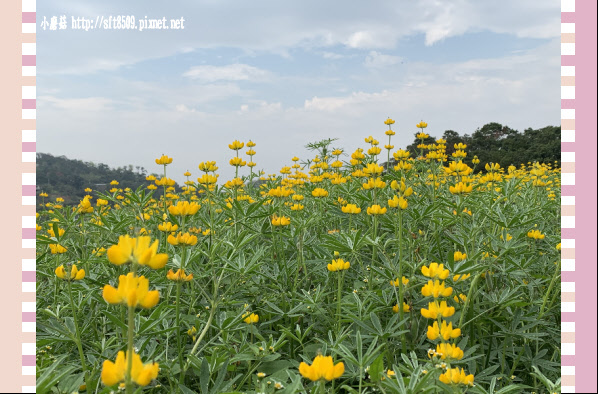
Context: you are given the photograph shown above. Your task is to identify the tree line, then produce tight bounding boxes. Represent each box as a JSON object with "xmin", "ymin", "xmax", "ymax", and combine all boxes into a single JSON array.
[{"xmin": 405, "ymin": 123, "xmax": 560, "ymax": 170}]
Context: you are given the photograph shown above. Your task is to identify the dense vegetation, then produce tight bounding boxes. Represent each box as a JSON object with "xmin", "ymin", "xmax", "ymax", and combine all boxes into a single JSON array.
[
  {"xmin": 36, "ymin": 119, "xmax": 562, "ymax": 393},
  {"xmin": 406, "ymin": 123, "xmax": 561, "ymax": 170},
  {"xmin": 37, "ymin": 123, "xmax": 560, "ymax": 208}
]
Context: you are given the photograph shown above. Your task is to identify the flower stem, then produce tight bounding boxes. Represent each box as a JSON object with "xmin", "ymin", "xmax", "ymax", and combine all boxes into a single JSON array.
[
  {"xmin": 125, "ymin": 305, "xmax": 135, "ymax": 394},
  {"xmin": 67, "ymin": 280, "xmax": 89, "ymax": 393},
  {"xmin": 336, "ymin": 272, "xmax": 343, "ymax": 334}
]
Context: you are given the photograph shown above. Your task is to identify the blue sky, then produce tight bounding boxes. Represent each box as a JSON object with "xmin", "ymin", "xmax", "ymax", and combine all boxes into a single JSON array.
[{"xmin": 38, "ymin": 0, "xmax": 561, "ymax": 183}]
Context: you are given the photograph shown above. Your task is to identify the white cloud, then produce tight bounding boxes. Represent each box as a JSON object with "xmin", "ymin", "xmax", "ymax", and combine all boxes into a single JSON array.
[
  {"xmin": 38, "ymin": 96, "xmax": 114, "ymax": 111},
  {"xmin": 365, "ymin": 51, "xmax": 402, "ymax": 68},
  {"xmin": 175, "ymin": 104, "xmax": 196, "ymax": 113},
  {"xmin": 38, "ymin": 0, "xmax": 560, "ymax": 75},
  {"xmin": 183, "ymin": 64, "xmax": 269, "ymax": 83},
  {"xmin": 304, "ymin": 91, "xmax": 393, "ymax": 112}
]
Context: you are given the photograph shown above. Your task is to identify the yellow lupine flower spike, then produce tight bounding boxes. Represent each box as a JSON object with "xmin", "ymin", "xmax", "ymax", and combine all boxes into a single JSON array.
[
  {"xmin": 101, "ymin": 351, "xmax": 159, "ymax": 387},
  {"xmin": 102, "ymin": 273, "xmax": 160, "ymax": 309},
  {"xmin": 299, "ymin": 355, "xmax": 344, "ymax": 382},
  {"xmin": 107, "ymin": 235, "xmax": 168, "ymax": 269},
  {"xmin": 421, "ymin": 263, "xmax": 449, "ymax": 279},
  {"xmin": 421, "ymin": 280, "xmax": 453, "ymax": 298},
  {"xmin": 55, "ymin": 264, "xmax": 85, "ymax": 281}
]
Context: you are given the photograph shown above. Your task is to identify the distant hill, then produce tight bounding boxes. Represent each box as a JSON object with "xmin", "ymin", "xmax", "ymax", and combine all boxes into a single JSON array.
[{"xmin": 36, "ymin": 153, "xmax": 170, "ymax": 206}]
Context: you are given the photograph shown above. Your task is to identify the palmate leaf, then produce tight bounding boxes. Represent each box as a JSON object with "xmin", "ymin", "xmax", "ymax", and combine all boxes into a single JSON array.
[{"xmin": 36, "ymin": 355, "xmax": 78, "ymax": 394}]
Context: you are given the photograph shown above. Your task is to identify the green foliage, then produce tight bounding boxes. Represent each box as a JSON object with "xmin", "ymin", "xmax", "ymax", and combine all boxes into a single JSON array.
[{"xmin": 406, "ymin": 123, "xmax": 561, "ymax": 169}]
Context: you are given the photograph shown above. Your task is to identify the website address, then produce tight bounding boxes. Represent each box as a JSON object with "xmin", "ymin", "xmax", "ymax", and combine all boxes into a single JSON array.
[{"xmin": 40, "ymin": 15, "xmax": 186, "ymax": 32}]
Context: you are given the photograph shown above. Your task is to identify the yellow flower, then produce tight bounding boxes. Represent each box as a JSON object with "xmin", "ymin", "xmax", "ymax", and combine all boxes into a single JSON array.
[
  {"xmin": 96, "ymin": 198, "xmax": 109, "ymax": 206},
  {"xmin": 228, "ymin": 140, "xmax": 245, "ymax": 150},
  {"xmin": 271, "ymin": 215, "xmax": 291, "ymax": 226},
  {"xmin": 224, "ymin": 177, "xmax": 244, "ymax": 188},
  {"xmin": 166, "ymin": 268, "xmax": 193, "ymax": 282},
  {"xmin": 168, "ymin": 201, "xmax": 201, "ymax": 216},
  {"xmin": 367, "ymin": 146, "xmax": 382, "ymax": 155},
  {"xmin": 427, "ymin": 321, "xmax": 440, "ymax": 340},
  {"xmin": 390, "ymin": 276, "xmax": 409, "ymax": 287},
  {"xmin": 449, "ymin": 182, "xmax": 473, "ymax": 194},
  {"xmin": 363, "ymin": 163, "xmax": 384, "ymax": 176},
  {"xmin": 187, "ymin": 326, "xmax": 197, "ymax": 340},
  {"xmin": 158, "ymin": 222, "xmax": 179, "ymax": 232},
  {"xmin": 453, "ymin": 274, "xmax": 471, "ymax": 282},
  {"xmin": 366, "ymin": 204, "xmax": 387, "ymax": 215},
  {"xmin": 421, "ymin": 280, "xmax": 453, "ymax": 298},
  {"xmin": 312, "ymin": 188, "xmax": 329, "ymax": 197},
  {"xmin": 453, "ymin": 294, "xmax": 467, "ymax": 303},
  {"xmin": 556, "ymin": 243, "xmax": 561, "ymax": 250},
  {"xmin": 299, "ymin": 355, "xmax": 344, "ymax": 382},
  {"xmin": 393, "ymin": 149, "xmax": 411, "ymax": 160},
  {"xmin": 439, "ymin": 367, "xmax": 474, "ymax": 386},
  {"xmin": 388, "ymin": 195, "xmax": 408, "ymax": 209},
  {"xmin": 485, "ymin": 162, "xmax": 500, "ymax": 172},
  {"xmin": 47, "ymin": 227, "xmax": 65, "ymax": 238},
  {"xmin": 421, "ymin": 263, "xmax": 449, "ymax": 279},
  {"xmin": 155, "ymin": 177, "xmax": 176, "ymax": 187},
  {"xmin": 198, "ymin": 161, "xmax": 218, "ymax": 173},
  {"xmin": 155, "ymin": 155, "xmax": 173, "ymax": 165},
  {"xmin": 55, "ymin": 264, "xmax": 85, "ymax": 281},
  {"xmin": 107, "ymin": 235, "xmax": 168, "ymax": 269},
  {"xmin": 290, "ymin": 203, "xmax": 304, "ymax": 211},
  {"xmin": 384, "ymin": 118, "xmax": 395, "ymax": 125},
  {"xmin": 167, "ymin": 232, "xmax": 198, "ymax": 246},
  {"xmin": 78, "ymin": 196, "xmax": 93, "ymax": 214},
  {"xmin": 500, "ymin": 233, "xmax": 513, "ymax": 241},
  {"xmin": 257, "ymin": 372, "xmax": 266, "ymax": 378},
  {"xmin": 101, "ymin": 351, "xmax": 159, "ymax": 387},
  {"xmin": 393, "ymin": 303, "xmax": 410, "ymax": 313},
  {"xmin": 243, "ymin": 312, "xmax": 259, "ymax": 324},
  {"xmin": 436, "ymin": 343, "xmax": 464, "ymax": 360},
  {"xmin": 327, "ymin": 258, "xmax": 350, "ymax": 272},
  {"xmin": 49, "ymin": 244, "xmax": 67, "ymax": 254},
  {"xmin": 421, "ymin": 301, "xmax": 455, "ymax": 319},
  {"xmin": 102, "ymin": 273, "xmax": 160, "ymax": 309},
  {"xmin": 527, "ymin": 229, "xmax": 545, "ymax": 240},
  {"xmin": 444, "ymin": 162, "xmax": 472, "ymax": 176},
  {"xmin": 440, "ymin": 320, "xmax": 461, "ymax": 340},
  {"xmin": 341, "ymin": 203, "xmax": 361, "ymax": 214},
  {"xmin": 416, "ymin": 121, "xmax": 428, "ymax": 129},
  {"xmin": 197, "ymin": 174, "xmax": 219, "ymax": 185},
  {"xmin": 229, "ymin": 157, "xmax": 247, "ymax": 167},
  {"xmin": 453, "ymin": 251, "xmax": 466, "ymax": 262}
]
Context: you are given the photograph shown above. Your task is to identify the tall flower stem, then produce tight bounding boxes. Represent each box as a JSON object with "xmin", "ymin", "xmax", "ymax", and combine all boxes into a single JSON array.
[
  {"xmin": 175, "ymin": 245, "xmax": 187, "ymax": 378},
  {"xmin": 67, "ymin": 280, "xmax": 89, "ymax": 393},
  {"xmin": 397, "ymin": 209, "xmax": 406, "ymax": 353},
  {"xmin": 370, "ymin": 216, "xmax": 377, "ymax": 290},
  {"xmin": 459, "ymin": 273, "xmax": 481, "ymax": 328},
  {"xmin": 125, "ymin": 264, "xmax": 138, "ymax": 394},
  {"xmin": 336, "ymin": 271, "xmax": 343, "ymax": 334},
  {"xmin": 125, "ymin": 304, "xmax": 135, "ymax": 394}
]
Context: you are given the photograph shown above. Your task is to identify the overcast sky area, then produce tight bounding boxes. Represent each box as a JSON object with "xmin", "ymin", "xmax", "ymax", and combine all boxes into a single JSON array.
[{"xmin": 38, "ymin": 0, "xmax": 561, "ymax": 183}]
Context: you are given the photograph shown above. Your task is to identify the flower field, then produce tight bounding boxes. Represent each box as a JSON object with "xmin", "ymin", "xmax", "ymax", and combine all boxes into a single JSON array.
[{"xmin": 36, "ymin": 120, "xmax": 562, "ymax": 394}]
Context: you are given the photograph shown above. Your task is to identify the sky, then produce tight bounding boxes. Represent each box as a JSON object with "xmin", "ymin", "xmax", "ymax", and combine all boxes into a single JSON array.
[{"xmin": 38, "ymin": 0, "xmax": 561, "ymax": 183}]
